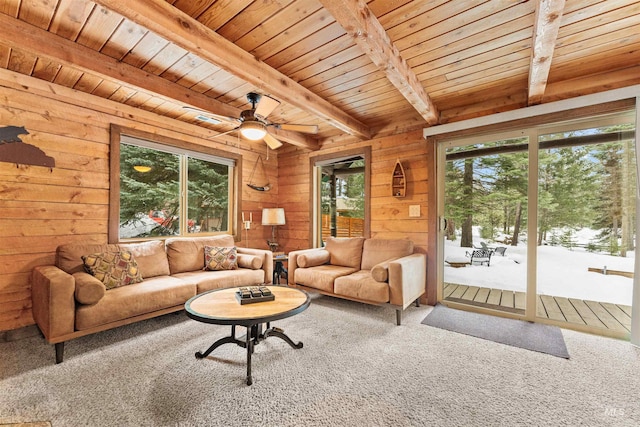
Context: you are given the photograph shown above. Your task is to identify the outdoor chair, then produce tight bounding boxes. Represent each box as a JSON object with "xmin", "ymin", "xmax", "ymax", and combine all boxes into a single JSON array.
[
  {"xmin": 465, "ymin": 249, "xmax": 492, "ymax": 266},
  {"xmin": 474, "ymin": 242, "xmax": 496, "ymax": 253},
  {"xmin": 481, "ymin": 241, "xmax": 499, "ymax": 253},
  {"xmin": 493, "ymin": 246, "xmax": 507, "ymax": 256}
]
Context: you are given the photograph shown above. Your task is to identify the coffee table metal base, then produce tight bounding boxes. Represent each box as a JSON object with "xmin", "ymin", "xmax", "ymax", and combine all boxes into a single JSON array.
[{"xmin": 194, "ymin": 323, "xmax": 303, "ymax": 386}]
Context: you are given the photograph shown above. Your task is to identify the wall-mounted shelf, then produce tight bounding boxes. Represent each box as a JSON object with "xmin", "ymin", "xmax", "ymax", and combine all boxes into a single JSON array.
[{"xmin": 391, "ymin": 159, "xmax": 406, "ymax": 198}]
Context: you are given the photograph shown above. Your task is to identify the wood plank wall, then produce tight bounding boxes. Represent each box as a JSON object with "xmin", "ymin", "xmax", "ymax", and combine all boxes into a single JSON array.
[{"xmin": 0, "ymin": 69, "xmax": 277, "ymax": 332}]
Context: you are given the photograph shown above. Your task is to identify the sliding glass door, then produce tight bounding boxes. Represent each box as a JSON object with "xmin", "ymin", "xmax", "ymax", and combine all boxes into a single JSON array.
[
  {"xmin": 438, "ymin": 112, "xmax": 637, "ymax": 337},
  {"xmin": 440, "ymin": 132, "xmax": 530, "ymax": 315},
  {"xmin": 536, "ymin": 115, "xmax": 636, "ymax": 336}
]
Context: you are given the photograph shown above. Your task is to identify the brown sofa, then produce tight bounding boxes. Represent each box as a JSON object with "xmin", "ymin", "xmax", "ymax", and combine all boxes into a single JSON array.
[
  {"xmin": 288, "ymin": 237, "xmax": 426, "ymax": 325},
  {"xmin": 31, "ymin": 235, "xmax": 273, "ymax": 363}
]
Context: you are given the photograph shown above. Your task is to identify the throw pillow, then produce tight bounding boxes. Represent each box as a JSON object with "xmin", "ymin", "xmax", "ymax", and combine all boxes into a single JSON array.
[
  {"xmin": 72, "ymin": 271, "xmax": 106, "ymax": 304},
  {"xmin": 297, "ymin": 250, "xmax": 331, "ymax": 268},
  {"xmin": 81, "ymin": 250, "xmax": 143, "ymax": 290},
  {"xmin": 204, "ymin": 246, "xmax": 238, "ymax": 271},
  {"xmin": 371, "ymin": 262, "xmax": 391, "ymax": 282},
  {"xmin": 237, "ymin": 254, "xmax": 263, "ymax": 270}
]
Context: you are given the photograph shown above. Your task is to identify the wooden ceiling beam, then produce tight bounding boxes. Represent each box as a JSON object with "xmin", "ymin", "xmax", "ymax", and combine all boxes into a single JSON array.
[
  {"xmin": 528, "ymin": 0, "xmax": 566, "ymax": 105},
  {"xmin": 318, "ymin": 0, "xmax": 439, "ymax": 126},
  {"xmin": 0, "ymin": 14, "xmax": 240, "ymax": 118},
  {"xmin": 269, "ymin": 127, "xmax": 320, "ymax": 151},
  {"xmin": 92, "ymin": 0, "xmax": 372, "ymax": 140},
  {"xmin": 0, "ymin": 12, "xmax": 319, "ymax": 150}
]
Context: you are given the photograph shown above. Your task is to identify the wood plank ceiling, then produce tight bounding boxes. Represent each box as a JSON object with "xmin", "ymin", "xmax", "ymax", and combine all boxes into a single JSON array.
[{"xmin": 0, "ymin": 0, "xmax": 639, "ymax": 150}]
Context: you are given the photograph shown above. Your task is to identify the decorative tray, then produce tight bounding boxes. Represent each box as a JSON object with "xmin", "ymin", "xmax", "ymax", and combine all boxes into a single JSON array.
[{"xmin": 235, "ymin": 286, "xmax": 275, "ymax": 305}]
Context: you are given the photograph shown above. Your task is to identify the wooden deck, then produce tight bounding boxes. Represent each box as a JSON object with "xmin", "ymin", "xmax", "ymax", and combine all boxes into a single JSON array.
[{"xmin": 444, "ymin": 283, "xmax": 632, "ymax": 337}]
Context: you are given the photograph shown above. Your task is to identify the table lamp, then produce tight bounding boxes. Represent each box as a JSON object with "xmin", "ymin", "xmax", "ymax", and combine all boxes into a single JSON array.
[{"xmin": 262, "ymin": 208, "xmax": 285, "ymax": 252}]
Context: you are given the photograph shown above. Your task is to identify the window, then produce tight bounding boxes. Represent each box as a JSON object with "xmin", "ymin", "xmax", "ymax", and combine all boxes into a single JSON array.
[{"xmin": 109, "ymin": 126, "xmax": 240, "ymax": 242}]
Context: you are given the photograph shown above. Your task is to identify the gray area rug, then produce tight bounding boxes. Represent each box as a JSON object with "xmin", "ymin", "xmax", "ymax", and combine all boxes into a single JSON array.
[
  {"xmin": 422, "ymin": 304, "xmax": 570, "ymax": 359},
  {"xmin": 2, "ymin": 296, "xmax": 639, "ymax": 426}
]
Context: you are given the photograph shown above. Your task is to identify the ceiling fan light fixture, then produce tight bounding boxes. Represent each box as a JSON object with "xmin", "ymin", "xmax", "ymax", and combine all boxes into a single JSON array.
[{"xmin": 239, "ymin": 120, "xmax": 267, "ymax": 140}]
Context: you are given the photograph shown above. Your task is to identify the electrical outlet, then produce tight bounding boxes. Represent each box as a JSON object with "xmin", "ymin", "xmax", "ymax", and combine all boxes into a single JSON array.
[{"xmin": 409, "ymin": 205, "xmax": 420, "ymax": 217}]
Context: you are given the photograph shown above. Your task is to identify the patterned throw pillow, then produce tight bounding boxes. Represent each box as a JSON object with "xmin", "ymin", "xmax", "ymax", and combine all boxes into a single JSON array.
[
  {"xmin": 82, "ymin": 250, "xmax": 143, "ymax": 290},
  {"xmin": 204, "ymin": 246, "xmax": 238, "ymax": 271}
]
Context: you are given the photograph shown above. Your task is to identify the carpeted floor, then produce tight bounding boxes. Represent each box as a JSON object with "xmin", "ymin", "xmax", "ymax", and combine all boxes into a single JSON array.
[
  {"xmin": 1, "ymin": 294, "xmax": 639, "ymax": 427},
  {"xmin": 421, "ymin": 304, "xmax": 570, "ymax": 359}
]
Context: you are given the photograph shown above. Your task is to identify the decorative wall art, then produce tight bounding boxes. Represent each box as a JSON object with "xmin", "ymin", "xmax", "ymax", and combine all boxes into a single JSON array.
[
  {"xmin": 246, "ymin": 155, "xmax": 270, "ymax": 191},
  {"xmin": 0, "ymin": 125, "xmax": 55, "ymax": 169}
]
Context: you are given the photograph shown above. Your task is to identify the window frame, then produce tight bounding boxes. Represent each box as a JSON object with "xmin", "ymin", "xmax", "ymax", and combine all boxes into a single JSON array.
[
  {"xmin": 309, "ymin": 146, "xmax": 371, "ymax": 247},
  {"xmin": 109, "ymin": 125, "xmax": 242, "ymax": 243}
]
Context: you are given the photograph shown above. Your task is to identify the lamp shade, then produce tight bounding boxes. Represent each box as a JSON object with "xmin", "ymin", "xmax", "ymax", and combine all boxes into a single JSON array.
[
  {"xmin": 262, "ymin": 208, "xmax": 285, "ymax": 225},
  {"xmin": 133, "ymin": 165, "xmax": 151, "ymax": 173}
]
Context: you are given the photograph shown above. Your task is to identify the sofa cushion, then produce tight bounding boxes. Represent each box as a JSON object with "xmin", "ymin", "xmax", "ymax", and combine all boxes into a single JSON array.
[
  {"xmin": 75, "ymin": 276, "xmax": 196, "ymax": 330},
  {"xmin": 81, "ymin": 250, "xmax": 143, "ymax": 290},
  {"xmin": 204, "ymin": 246, "xmax": 238, "ymax": 271},
  {"xmin": 334, "ymin": 270, "xmax": 390, "ymax": 303},
  {"xmin": 237, "ymin": 254, "xmax": 263, "ymax": 270},
  {"xmin": 72, "ymin": 272, "xmax": 106, "ymax": 305},
  {"xmin": 172, "ymin": 269, "xmax": 265, "ymax": 294},
  {"xmin": 361, "ymin": 239, "xmax": 413, "ymax": 270},
  {"xmin": 294, "ymin": 265, "xmax": 358, "ymax": 292},
  {"xmin": 165, "ymin": 235, "xmax": 235, "ymax": 274},
  {"xmin": 119, "ymin": 240, "xmax": 169, "ymax": 278},
  {"xmin": 297, "ymin": 250, "xmax": 330, "ymax": 268},
  {"xmin": 57, "ymin": 243, "xmax": 120, "ymax": 274},
  {"xmin": 325, "ymin": 237, "xmax": 365, "ymax": 268}
]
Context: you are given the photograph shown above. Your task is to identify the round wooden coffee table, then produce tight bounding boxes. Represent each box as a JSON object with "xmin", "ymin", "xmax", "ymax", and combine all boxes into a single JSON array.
[{"xmin": 185, "ymin": 286, "xmax": 310, "ymax": 385}]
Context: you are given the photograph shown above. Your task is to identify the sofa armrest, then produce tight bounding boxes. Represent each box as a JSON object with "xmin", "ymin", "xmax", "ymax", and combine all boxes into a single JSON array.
[
  {"xmin": 388, "ymin": 253, "xmax": 427, "ymax": 309},
  {"xmin": 236, "ymin": 247, "xmax": 273, "ymax": 284},
  {"xmin": 288, "ymin": 248, "xmax": 328, "ymax": 286},
  {"xmin": 31, "ymin": 265, "xmax": 76, "ymax": 342}
]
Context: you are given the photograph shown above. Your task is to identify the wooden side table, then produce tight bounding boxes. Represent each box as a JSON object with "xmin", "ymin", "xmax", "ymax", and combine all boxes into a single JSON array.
[{"xmin": 273, "ymin": 254, "xmax": 288, "ymax": 284}]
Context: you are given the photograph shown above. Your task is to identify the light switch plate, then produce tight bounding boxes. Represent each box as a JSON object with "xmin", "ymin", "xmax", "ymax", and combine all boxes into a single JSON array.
[{"xmin": 409, "ymin": 205, "xmax": 420, "ymax": 217}]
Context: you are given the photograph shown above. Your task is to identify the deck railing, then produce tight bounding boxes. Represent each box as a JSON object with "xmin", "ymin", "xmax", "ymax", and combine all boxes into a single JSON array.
[{"xmin": 321, "ymin": 214, "xmax": 364, "ymax": 241}]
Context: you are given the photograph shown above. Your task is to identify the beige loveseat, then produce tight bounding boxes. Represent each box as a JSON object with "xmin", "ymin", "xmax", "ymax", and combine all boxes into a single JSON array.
[
  {"xmin": 31, "ymin": 235, "xmax": 272, "ymax": 363},
  {"xmin": 288, "ymin": 237, "xmax": 426, "ymax": 325}
]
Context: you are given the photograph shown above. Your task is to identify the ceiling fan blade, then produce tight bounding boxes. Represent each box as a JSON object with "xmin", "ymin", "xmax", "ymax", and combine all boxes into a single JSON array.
[
  {"xmin": 182, "ymin": 106, "xmax": 239, "ymax": 124},
  {"xmin": 264, "ymin": 133, "xmax": 283, "ymax": 149},
  {"xmin": 208, "ymin": 128, "xmax": 238, "ymax": 139},
  {"xmin": 254, "ymin": 95, "xmax": 280, "ymax": 119},
  {"xmin": 277, "ymin": 123, "xmax": 319, "ymax": 134}
]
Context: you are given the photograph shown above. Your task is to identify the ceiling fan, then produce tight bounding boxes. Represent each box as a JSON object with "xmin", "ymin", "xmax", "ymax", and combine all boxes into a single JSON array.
[{"xmin": 185, "ymin": 92, "xmax": 319, "ymax": 149}]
